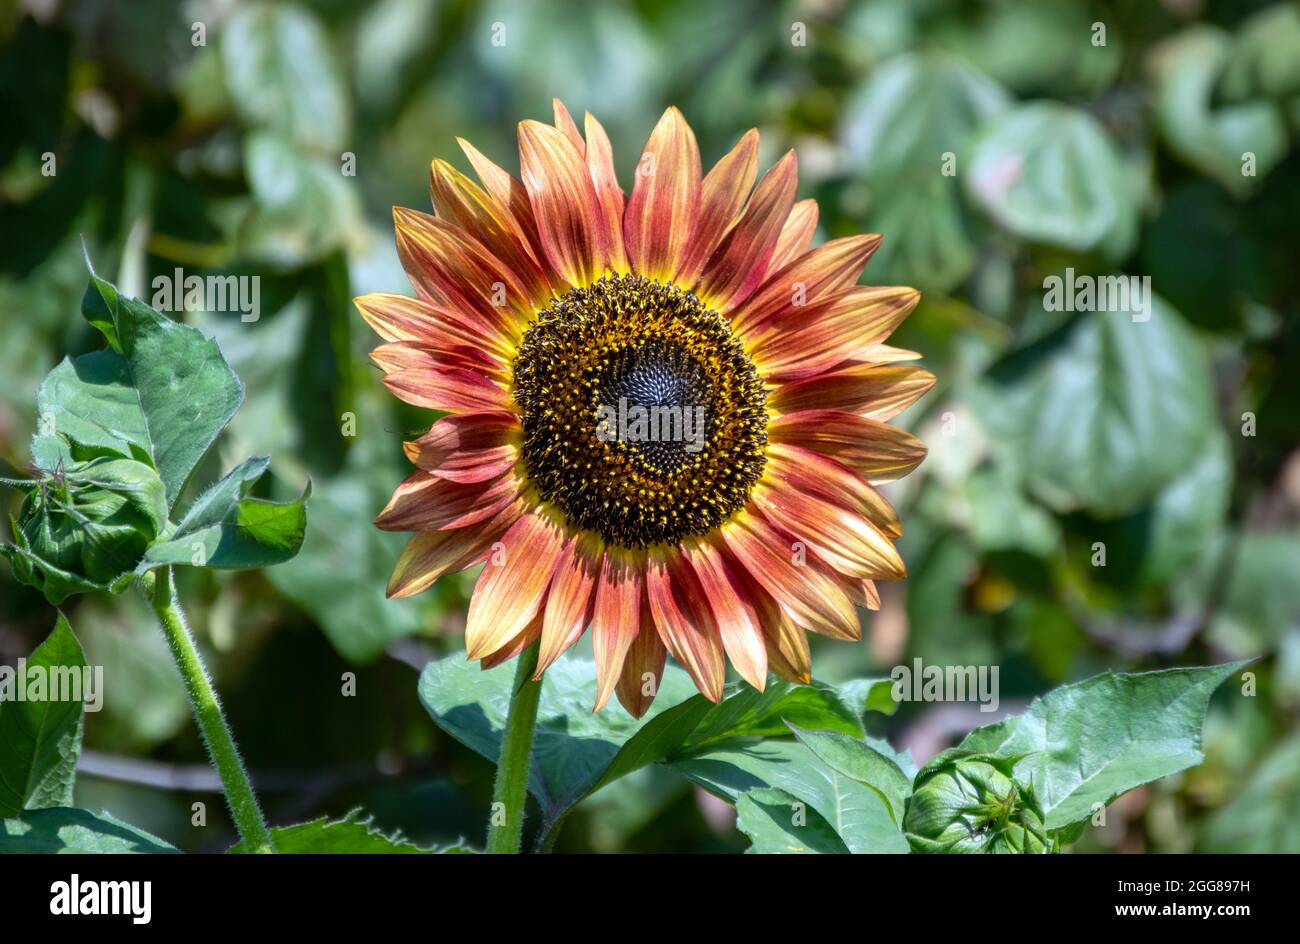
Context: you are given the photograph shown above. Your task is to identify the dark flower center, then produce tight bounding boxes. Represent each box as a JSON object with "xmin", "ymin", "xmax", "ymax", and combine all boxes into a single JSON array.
[{"xmin": 512, "ymin": 273, "xmax": 767, "ymax": 548}]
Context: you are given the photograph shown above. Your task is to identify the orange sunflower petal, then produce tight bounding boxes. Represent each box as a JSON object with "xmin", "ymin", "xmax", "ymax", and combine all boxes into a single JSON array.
[
  {"xmin": 676, "ymin": 128, "xmax": 759, "ymax": 286},
  {"xmin": 354, "ymin": 293, "xmax": 515, "ymax": 363},
  {"xmin": 768, "ymin": 409, "xmax": 928, "ymax": 482},
  {"xmin": 750, "ymin": 286, "xmax": 921, "ymax": 381},
  {"xmin": 754, "ymin": 479, "xmax": 905, "ymax": 581},
  {"xmin": 624, "ymin": 106, "xmax": 701, "ymax": 282},
  {"xmin": 382, "ymin": 365, "xmax": 510, "ymax": 413},
  {"xmin": 518, "ymin": 119, "xmax": 608, "ymax": 286},
  {"xmin": 428, "ymin": 158, "xmax": 555, "ymax": 307},
  {"xmin": 696, "ymin": 150, "xmax": 798, "ymax": 313},
  {"xmin": 480, "ymin": 610, "xmax": 544, "ymax": 670},
  {"xmin": 591, "ymin": 549, "xmax": 643, "ymax": 711},
  {"xmin": 719, "ymin": 508, "xmax": 860, "ymax": 641},
  {"xmin": 769, "ymin": 198, "xmax": 819, "ymax": 271},
  {"xmin": 403, "ymin": 411, "xmax": 520, "ymax": 483},
  {"xmin": 464, "ymin": 510, "xmax": 567, "ymax": 661},
  {"xmin": 375, "ymin": 470, "xmax": 519, "ymax": 532},
  {"xmin": 731, "ymin": 234, "xmax": 881, "ymax": 335},
  {"xmin": 769, "ymin": 363, "xmax": 936, "ymax": 421},
  {"xmin": 767, "ymin": 442, "xmax": 902, "ymax": 538},
  {"xmin": 616, "ymin": 600, "xmax": 667, "ymax": 719},
  {"xmin": 457, "ymin": 136, "xmax": 547, "ymax": 266},
  {"xmin": 645, "ymin": 545, "xmax": 725, "ymax": 702},
  {"xmin": 552, "ymin": 98, "xmax": 585, "ymax": 154},
  {"xmin": 535, "ymin": 532, "xmax": 601, "ymax": 677},
  {"xmin": 584, "ymin": 111, "xmax": 629, "ymax": 273},
  {"xmin": 685, "ymin": 537, "xmax": 768, "ymax": 691},
  {"xmin": 386, "ymin": 500, "xmax": 522, "ymax": 598},
  {"xmin": 393, "ymin": 207, "xmax": 528, "ymax": 337}
]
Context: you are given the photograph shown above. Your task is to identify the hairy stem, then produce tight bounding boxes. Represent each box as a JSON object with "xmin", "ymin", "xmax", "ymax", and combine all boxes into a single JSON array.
[
  {"xmin": 485, "ymin": 641, "xmax": 543, "ymax": 854},
  {"xmin": 149, "ymin": 567, "xmax": 274, "ymax": 853}
]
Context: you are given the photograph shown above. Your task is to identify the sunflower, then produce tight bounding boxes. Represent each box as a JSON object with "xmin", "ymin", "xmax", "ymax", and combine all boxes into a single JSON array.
[{"xmin": 356, "ymin": 102, "xmax": 932, "ymax": 717}]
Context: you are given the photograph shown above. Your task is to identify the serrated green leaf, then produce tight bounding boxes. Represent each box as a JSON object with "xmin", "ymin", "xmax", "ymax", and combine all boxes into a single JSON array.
[
  {"xmin": 48, "ymin": 265, "xmax": 245, "ymax": 511},
  {"xmin": 924, "ymin": 661, "xmax": 1248, "ymax": 830},
  {"xmin": 0, "ymin": 807, "xmax": 178, "ymax": 853},
  {"xmin": 226, "ymin": 810, "xmax": 466, "ymax": 853},
  {"xmin": 0, "ymin": 615, "xmax": 87, "ymax": 817},
  {"xmin": 138, "ymin": 457, "xmax": 309, "ymax": 571}
]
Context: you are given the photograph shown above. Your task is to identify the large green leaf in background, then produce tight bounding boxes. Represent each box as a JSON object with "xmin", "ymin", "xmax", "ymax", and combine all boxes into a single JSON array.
[
  {"xmin": 924, "ymin": 661, "xmax": 1247, "ymax": 830},
  {"xmin": 221, "ymin": 2, "xmax": 350, "ymax": 154},
  {"xmin": 841, "ymin": 52, "xmax": 1009, "ymax": 295},
  {"xmin": 965, "ymin": 102, "xmax": 1137, "ymax": 258},
  {"xmin": 0, "ymin": 807, "xmax": 178, "ymax": 854},
  {"xmin": 0, "ymin": 615, "xmax": 87, "ymax": 817},
  {"xmin": 972, "ymin": 297, "xmax": 1216, "ymax": 517},
  {"xmin": 1150, "ymin": 26, "xmax": 1288, "ymax": 198}
]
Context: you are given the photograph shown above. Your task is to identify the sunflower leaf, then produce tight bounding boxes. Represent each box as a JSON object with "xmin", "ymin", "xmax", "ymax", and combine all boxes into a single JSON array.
[
  {"xmin": 0, "ymin": 808, "xmax": 178, "ymax": 854},
  {"xmin": 916, "ymin": 660, "xmax": 1249, "ymax": 831},
  {"xmin": 137, "ymin": 457, "xmax": 310, "ymax": 572},
  {"xmin": 0, "ymin": 615, "xmax": 87, "ymax": 817}
]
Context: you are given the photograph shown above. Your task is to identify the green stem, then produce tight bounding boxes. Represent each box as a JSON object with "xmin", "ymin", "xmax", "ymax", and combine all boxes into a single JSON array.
[
  {"xmin": 485, "ymin": 641, "xmax": 543, "ymax": 854},
  {"xmin": 149, "ymin": 567, "xmax": 274, "ymax": 853}
]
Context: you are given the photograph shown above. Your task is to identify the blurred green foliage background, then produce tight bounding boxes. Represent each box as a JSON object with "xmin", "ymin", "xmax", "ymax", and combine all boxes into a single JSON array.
[{"xmin": 1, "ymin": 0, "xmax": 1297, "ymax": 853}]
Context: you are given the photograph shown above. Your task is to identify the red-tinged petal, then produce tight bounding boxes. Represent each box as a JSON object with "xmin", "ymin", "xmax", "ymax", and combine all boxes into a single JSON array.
[
  {"xmin": 370, "ymin": 341, "xmax": 507, "ymax": 385},
  {"xmin": 769, "ymin": 410, "xmax": 928, "ymax": 482},
  {"xmin": 458, "ymin": 136, "xmax": 547, "ymax": 266},
  {"xmin": 767, "ymin": 443, "xmax": 902, "ymax": 538},
  {"xmin": 465, "ymin": 510, "xmax": 567, "ymax": 661},
  {"xmin": 719, "ymin": 508, "xmax": 860, "ymax": 641},
  {"xmin": 383, "ymin": 365, "xmax": 510, "ymax": 413},
  {"xmin": 769, "ymin": 199, "xmax": 818, "ymax": 272},
  {"xmin": 591, "ymin": 549, "xmax": 643, "ymax": 711},
  {"xmin": 696, "ymin": 150, "xmax": 798, "ymax": 313},
  {"xmin": 645, "ymin": 545, "xmax": 725, "ymax": 702},
  {"xmin": 375, "ymin": 470, "xmax": 519, "ymax": 532},
  {"xmin": 480, "ymin": 610, "xmax": 544, "ymax": 669},
  {"xmin": 584, "ymin": 112, "xmax": 628, "ymax": 273},
  {"xmin": 386, "ymin": 500, "xmax": 522, "ymax": 598},
  {"xmin": 624, "ymin": 106, "xmax": 701, "ymax": 282},
  {"xmin": 403, "ymin": 412, "xmax": 520, "ymax": 484},
  {"xmin": 861, "ymin": 343, "xmax": 924, "ymax": 364},
  {"xmin": 616, "ymin": 601, "xmax": 666, "ymax": 719},
  {"xmin": 552, "ymin": 98, "xmax": 585, "ymax": 154},
  {"xmin": 535, "ymin": 533, "xmax": 601, "ymax": 677},
  {"xmin": 355, "ymin": 292, "xmax": 517, "ymax": 363},
  {"xmin": 731, "ymin": 234, "xmax": 881, "ymax": 335},
  {"xmin": 751, "ymin": 286, "xmax": 921, "ymax": 381},
  {"xmin": 393, "ymin": 207, "xmax": 528, "ymax": 337},
  {"xmin": 859, "ymin": 580, "xmax": 882, "ymax": 611},
  {"xmin": 676, "ymin": 128, "xmax": 759, "ymax": 286},
  {"xmin": 754, "ymin": 479, "xmax": 906, "ymax": 581},
  {"xmin": 428, "ymin": 159, "xmax": 556, "ymax": 307},
  {"xmin": 518, "ymin": 119, "xmax": 608, "ymax": 286},
  {"xmin": 716, "ymin": 545, "xmax": 810, "ymax": 683},
  {"xmin": 770, "ymin": 363, "xmax": 936, "ymax": 421},
  {"xmin": 684, "ymin": 538, "xmax": 768, "ymax": 691}
]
